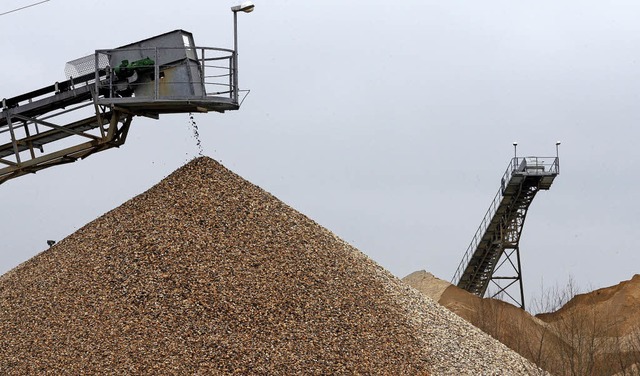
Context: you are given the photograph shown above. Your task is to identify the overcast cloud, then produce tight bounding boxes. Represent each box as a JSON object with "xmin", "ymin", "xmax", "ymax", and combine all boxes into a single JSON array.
[{"xmin": 2, "ymin": 0, "xmax": 639, "ymax": 309}]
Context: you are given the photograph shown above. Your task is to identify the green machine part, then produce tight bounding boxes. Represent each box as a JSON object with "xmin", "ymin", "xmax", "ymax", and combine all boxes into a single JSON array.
[{"xmin": 114, "ymin": 57, "xmax": 155, "ymax": 79}]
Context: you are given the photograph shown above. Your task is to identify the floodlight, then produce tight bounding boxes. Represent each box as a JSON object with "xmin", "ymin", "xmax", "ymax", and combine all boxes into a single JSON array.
[
  {"xmin": 230, "ymin": 1, "xmax": 254, "ymax": 102},
  {"xmin": 232, "ymin": 1, "xmax": 255, "ymax": 13}
]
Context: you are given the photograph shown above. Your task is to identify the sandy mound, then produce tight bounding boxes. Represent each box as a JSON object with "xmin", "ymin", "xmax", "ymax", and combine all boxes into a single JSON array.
[
  {"xmin": 537, "ymin": 274, "xmax": 640, "ymax": 337},
  {"xmin": 405, "ymin": 271, "xmax": 569, "ymax": 374},
  {"xmin": 0, "ymin": 157, "xmax": 539, "ymax": 375},
  {"xmin": 405, "ymin": 270, "xmax": 640, "ymax": 376},
  {"xmin": 403, "ymin": 270, "xmax": 451, "ymax": 302},
  {"xmin": 537, "ymin": 274, "xmax": 640, "ymax": 375}
]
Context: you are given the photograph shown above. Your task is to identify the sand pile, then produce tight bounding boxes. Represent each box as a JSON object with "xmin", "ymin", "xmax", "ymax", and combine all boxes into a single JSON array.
[
  {"xmin": 405, "ymin": 271, "xmax": 569, "ymax": 373},
  {"xmin": 537, "ymin": 274, "xmax": 640, "ymax": 337},
  {"xmin": 537, "ymin": 274, "xmax": 640, "ymax": 375},
  {"xmin": 405, "ymin": 270, "xmax": 640, "ymax": 376},
  {"xmin": 0, "ymin": 157, "xmax": 540, "ymax": 375}
]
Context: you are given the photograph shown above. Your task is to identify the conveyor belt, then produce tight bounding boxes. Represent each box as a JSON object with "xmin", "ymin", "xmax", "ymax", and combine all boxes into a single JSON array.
[
  {"xmin": 0, "ymin": 70, "xmax": 106, "ymax": 128},
  {"xmin": 452, "ymin": 157, "xmax": 559, "ymax": 309},
  {"xmin": 3, "ymin": 70, "xmax": 102, "ymax": 108},
  {"xmin": 0, "ymin": 31, "xmax": 244, "ymax": 185}
]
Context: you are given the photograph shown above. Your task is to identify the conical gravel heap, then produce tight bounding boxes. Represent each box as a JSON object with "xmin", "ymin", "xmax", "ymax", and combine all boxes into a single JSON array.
[{"xmin": 0, "ymin": 157, "xmax": 540, "ymax": 375}]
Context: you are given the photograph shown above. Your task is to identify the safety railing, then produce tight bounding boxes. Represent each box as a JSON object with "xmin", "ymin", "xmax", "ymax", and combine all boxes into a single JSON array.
[
  {"xmin": 451, "ymin": 156, "xmax": 559, "ymax": 285},
  {"xmin": 94, "ymin": 46, "xmax": 237, "ymax": 104},
  {"xmin": 511, "ymin": 156, "xmax": 559, "ymax": 176}
]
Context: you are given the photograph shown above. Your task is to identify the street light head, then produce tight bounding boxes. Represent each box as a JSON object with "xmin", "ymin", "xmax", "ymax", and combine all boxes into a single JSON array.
[
  {"xmin": 556, "ymin": 141, "xmax": 561, "ymax": 146},
  {"xmin": 513, "ymin": 141, "xmax": 518, "ymax": 146},
  {"xmin": 232, "ymin": 1, "xmax": 255, "ymax": 13}
]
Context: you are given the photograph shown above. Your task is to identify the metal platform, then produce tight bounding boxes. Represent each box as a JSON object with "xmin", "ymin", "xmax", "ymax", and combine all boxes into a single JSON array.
[
  {"xmin": 452, "ymin": 156, "xmax": 559, "ymax": 309},
  {"xmin": 0, "ymin": 30, "xmax": 242, "ymax": 184}
]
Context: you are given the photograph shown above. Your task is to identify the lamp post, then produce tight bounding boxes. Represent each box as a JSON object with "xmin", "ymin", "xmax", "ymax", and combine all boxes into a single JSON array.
[
  {"xmin": 231, "ymin": 1, "xmax": 254, "ymax": 103},
  {"xmin": 555, "ymin": 141, "xmax": 561, "ymax": 173},
  {"xmin": 513, "ymin": 141, "xmax": 518, "ymax": 168}
]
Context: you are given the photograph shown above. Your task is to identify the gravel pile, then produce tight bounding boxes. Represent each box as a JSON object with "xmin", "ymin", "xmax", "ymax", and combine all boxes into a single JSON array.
[{"xmin": 0, "ymin": 157, "xmax": 541, "ymax": 375}]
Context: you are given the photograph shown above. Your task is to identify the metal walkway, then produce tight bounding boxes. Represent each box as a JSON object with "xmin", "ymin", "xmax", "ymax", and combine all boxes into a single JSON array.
[
  {"xmin": 0, "ymin": 30, "xmax": 242, "ymax": 184},
  {"xmin": 452, "ymin": 156, "xmax": 559, "ymax": 309}
]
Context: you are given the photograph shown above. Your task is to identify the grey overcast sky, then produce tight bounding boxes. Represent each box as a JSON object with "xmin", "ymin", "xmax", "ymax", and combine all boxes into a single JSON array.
[{"xmin": 2, "ymin": 0, "xmax": 639, "ymax": 309}]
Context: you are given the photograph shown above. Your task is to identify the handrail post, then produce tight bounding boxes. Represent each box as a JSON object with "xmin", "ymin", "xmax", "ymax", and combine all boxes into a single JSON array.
[
  {"xmin": 200, "ymin": 48, "xmax": 206, "ymax": 98},
  {"xmin": 233, "ymin": 10, "xmax": 239, "ymax": 103},
  {"xmin": 154, "ymin": 48, "xmax": 159, "ymax": 100}
]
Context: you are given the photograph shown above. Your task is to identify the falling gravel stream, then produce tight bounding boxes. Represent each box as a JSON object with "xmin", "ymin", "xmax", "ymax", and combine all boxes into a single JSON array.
[{"xmin": 188, "ymin": 112, "xmax": 203, "ymax": 156}]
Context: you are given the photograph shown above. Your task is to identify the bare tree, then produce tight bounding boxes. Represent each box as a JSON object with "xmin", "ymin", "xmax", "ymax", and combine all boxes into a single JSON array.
[{"xmin": 450, "ymin": 276, "xmax": 640, "ymax": 376}]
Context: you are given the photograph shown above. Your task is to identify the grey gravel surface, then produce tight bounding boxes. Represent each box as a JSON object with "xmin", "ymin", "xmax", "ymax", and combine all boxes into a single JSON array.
[{"xmin": 0, "ymin": 157, "xmax": 542, "ymax": 375}]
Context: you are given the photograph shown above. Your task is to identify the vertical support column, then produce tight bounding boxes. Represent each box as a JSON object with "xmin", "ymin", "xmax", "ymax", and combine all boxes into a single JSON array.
[
  {"xmin": 90, "ymin": 85, "xmax": 106, "ymax": 138},
  {"xmin": 106, "ymin": 111, "xmax": 119, "ymax": 140},
  {"xmin": 233, "ymin": 10, "xmax": 239, "ymax": 103},
  {"xmin": 515, "ymin": 246, "xmax": 525, "ymax": 310},
  {"xmin": 5, "ymin": 110, "xmax": 21, "ymax": 164},
  {"xmin": 21, "ymin": 120, "xmax": 36, "ymax": 159},
  {"xmin": 488, "ymin": 246, "xmax": 526, "ymax": 309}
]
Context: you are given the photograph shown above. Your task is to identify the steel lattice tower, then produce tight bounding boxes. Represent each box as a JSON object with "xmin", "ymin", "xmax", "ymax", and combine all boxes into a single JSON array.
[{"xmin": 452, "ymin": 155, "xmax": 559, "ymax": 310}]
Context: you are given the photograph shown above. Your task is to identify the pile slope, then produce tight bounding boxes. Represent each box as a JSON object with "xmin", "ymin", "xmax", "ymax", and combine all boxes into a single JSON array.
[
  {"xmin": 537, "ymin": 274, "xmax": 640, "ymax": 336},
  {"xmin": 404, "ymin": 270, "xmax": 569, "ymax": 373},
  {"xmin": 405, "ymin": 270, "xmax": 640, "ymax": 376},
  {"xmin": 0, "ymin": 157, "xmax": 539, "ymax": 375},
  {"xmin": 537, "ymin": 274, "xmax": 640, "ymax": 375}
]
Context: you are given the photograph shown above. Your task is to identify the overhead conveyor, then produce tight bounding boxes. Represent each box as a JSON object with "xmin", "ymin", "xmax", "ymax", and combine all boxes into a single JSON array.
[
  {"xmin": 452, "ymin": 154, "xmax": 559, "ymax": 309},
  {"xmin": 0, "ymin": 29, "xmax": 245, "ymax": 184}
]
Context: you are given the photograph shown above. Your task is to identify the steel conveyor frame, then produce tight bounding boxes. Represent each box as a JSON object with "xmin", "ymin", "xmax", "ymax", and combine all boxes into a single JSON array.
[
  {"xmin": 0, "ymin": 70, "xmax": 135, "ymax": 184},
  {"xmin": 452, "ymin": 156, "xmax": 559, "ymax": 309},
  {"xmin": 0, "ymin": 33, "xmax": 241, "ymax": 184}
]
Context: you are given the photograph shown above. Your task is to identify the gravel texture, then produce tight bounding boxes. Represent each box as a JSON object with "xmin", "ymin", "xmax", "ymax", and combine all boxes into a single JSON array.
[{"xmin": 1, "ymin": 157, "xmax": 542, "ymax": 375}]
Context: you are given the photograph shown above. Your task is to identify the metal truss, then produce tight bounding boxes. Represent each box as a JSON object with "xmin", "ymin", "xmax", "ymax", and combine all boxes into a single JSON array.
[
  {"xmin": 453, "ymin": 157, "xmax": 559, "ymax": 310},
  {"xmin": 0, "ymin": 89, "xmax": 133, "ymax": 184},
  {"xmin": 0, "ymin": 31, "xmax": 241, "ymax": 185},
  {"xmin": 484, "ymin": 183, "xmax": 537, "ymax": 309}
]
